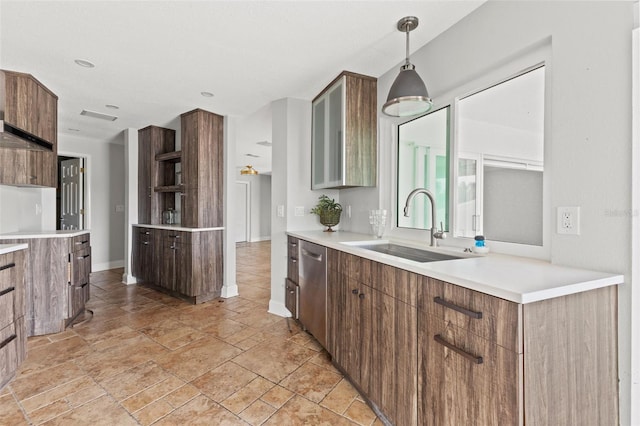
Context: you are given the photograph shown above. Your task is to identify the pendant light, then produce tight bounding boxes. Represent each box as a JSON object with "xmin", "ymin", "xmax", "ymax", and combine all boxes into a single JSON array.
[
  {"xmin": 240, "ymin": 165, "xmax": 258, "ymax": 175},
  {"xmin": 382, "ymin": 16, "xmax": 433, "ymax": 117}
]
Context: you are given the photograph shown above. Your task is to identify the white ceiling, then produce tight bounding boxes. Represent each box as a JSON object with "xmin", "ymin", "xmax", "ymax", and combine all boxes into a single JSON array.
[{"xmin": 0, "ymin": 0, "xmax": 484, "ymax": 172}]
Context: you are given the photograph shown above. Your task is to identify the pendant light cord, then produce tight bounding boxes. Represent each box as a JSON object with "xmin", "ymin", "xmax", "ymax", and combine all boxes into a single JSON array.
[{"xmin": 405, "ymin": 25, "xmax": 411, "ymax": 66}]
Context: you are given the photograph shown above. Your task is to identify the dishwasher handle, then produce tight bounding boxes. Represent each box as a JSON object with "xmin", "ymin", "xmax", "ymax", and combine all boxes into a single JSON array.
[{"xmin": 301, "ymin": 248, "xmax": 323, "ymax": 262}]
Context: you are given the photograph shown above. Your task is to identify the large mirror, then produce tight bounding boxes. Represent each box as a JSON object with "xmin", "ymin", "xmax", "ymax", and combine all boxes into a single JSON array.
[
  {"xmin": 397, "ymin": 106, "xmax": 450, "ymax": 230},
  {"xmin": 455, "ymin": 65, "xmax": 545, "ymax": 245}
]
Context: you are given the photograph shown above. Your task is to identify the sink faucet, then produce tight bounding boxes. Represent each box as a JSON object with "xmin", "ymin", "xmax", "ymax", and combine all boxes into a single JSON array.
[{"xmin": 403, "ymin": 188, "xmax": 447, "ymax": 247}]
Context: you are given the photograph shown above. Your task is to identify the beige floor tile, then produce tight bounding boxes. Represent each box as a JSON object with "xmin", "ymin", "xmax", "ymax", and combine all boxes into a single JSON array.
[
  {"xmin": 239, "ymin": 399, "xmax": 277, "ymax": 425},
  {"xmin": 138, "ymin": 318, "xmax": 206, "ymax": 350},
  {"xmin": 0, "ymin": 393, "xmax": 28, "ymax": 425},
  {"xmin": 99, "ymin": 361, "xmax": 173, "ymax": 401},
  {"xmin": 279, "ymin": 362, "xmax": 342, "ymax": 403},
  {"xmin": 17, "ymin": 336, "xmax": 93, "ymax": 377},
  {"xmin": 260, "ymin": 385, "xmax": 294, "ymax": 409},
  {"xmin": 40, "ymin": 394, "xmax": 138, "ymax": 426},
  {"xmin": 232, "ymin": 338, "xmax": 316, "ymax": 383},
  {"xmin": 154, "ymin": 336, "xmax": 242, "ymax": 382},
  {"xmin": 20, "ymin": 375, "xmax": 97, "ymax": 413},
  {"xmin": 121, "ymin": 375, "xmax": 185, "ymax": 412},
  {"xmin": 221, "ymin": 376, "xmax": 274, "ymax": 414},
  {"xmin": 263, "ymin": 395, "xmax": 353, "ymax": 426},
  {"xmin": 163, "ymin": 384, "xmax": 201, "ymax": 409},
  {"xmin": 199, "ymin": 318, "xmax": 248, "ymax": 340},
  {"xmin": 11, "ymin": 361, "xmax": 86, "ymax": 401},
  {"xmin": 27, "ymin": 399, "xmax": 72, "ymax": 424},
  {"xmin": 132, "ymin": 398, "xmax": 174, "ymax": 426},
  {"xmin": 320, "ymin": 378, "xmax": 359, "ymax": 415},
  {"xmin": 344, "ymin": 399, "xmax": 377, "ymax": 426},
  {"xmin": 191, "ymin": 361, "xmax": 257, "ymax": 402},
  {"xmin": 153, "ymin": 395, "xmax": 244, "ymax": 426}
]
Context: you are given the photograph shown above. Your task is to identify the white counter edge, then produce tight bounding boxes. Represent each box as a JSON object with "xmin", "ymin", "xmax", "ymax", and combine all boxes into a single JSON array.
[
  {"xmin": 0, "ymin": 230, "xmax": 90, "ymax": 239},
  {"xmin": 0, "ymin": 243, "xmax": 29, "ymax": 255},
  {"xmin": 287, "ymin": 230, "xmax": 624, "ymax": 304},
  {"xmin": 133, "ymin": 224, "xmax": 224, "ymax": 232}
]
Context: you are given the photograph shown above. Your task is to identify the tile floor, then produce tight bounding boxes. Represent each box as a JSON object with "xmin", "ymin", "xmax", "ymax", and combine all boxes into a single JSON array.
[{"xmin": 0, "ymin": 241, "xmax": 381, "ymax": 425}]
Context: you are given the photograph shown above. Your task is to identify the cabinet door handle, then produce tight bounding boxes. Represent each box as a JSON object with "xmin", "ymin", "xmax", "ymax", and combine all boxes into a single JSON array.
[
  {"xmin": 74, "ymin": 240, "xmax": 89, "ymax": 245},
  {"xmin": 0, "ymin": 286, "xmax": 15, "ymax": 297},
  {"xmin": 433, "ymin": 297, "xmax": 482, "ymax": 319},
  {"xmin": 81, "ymin": 282, "xmax": 89, "ymax": 288},
  {"xmin": 359, "ymin": 293, "xmax": 365, "ymax": 300},
  {"xmin": 0, "ymin": 334, "xmax": 16, "ymax": 350},
  {"xmin": 352, "ymin": 289, "xmax": 359, "ymax": 295},
  {"xmin": 169, "ymin": 235, "xmax": 180, "ymax": 239},
  {"xmin": 289, "ymin": 242, "xmax": 298, "ymax": 247},
  {"xmin": 434, "ymin": 334, "xmax": 483, "ymax": 364},
  {"xmin": 0, "ymin": 262, "xmax": 16, "ymax": 272},
  {"xmin": 77, "ymin": 254, "xmax": 91, "ymax": 259},
  {"xmin": 142, "ymin": 242, "xmax": 149, "ymax": 245},
  {"xmin": 290, "ymin": 257, "xmax": 297, "ymax": 263}
]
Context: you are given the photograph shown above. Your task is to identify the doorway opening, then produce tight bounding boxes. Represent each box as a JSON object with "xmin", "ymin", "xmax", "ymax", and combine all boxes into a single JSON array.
[{"xmin": 56, "ymin": 155, "xmax": 86, "ymax": 230}]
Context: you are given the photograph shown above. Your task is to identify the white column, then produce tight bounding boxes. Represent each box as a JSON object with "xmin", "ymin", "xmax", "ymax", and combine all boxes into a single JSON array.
[
  {"xmin": 122, "ymin": 128, "xmax": 138, "ymax": 285},
  {"xmin": 221, "ymin": 116, "xmax": 238, "ymax": 298}
]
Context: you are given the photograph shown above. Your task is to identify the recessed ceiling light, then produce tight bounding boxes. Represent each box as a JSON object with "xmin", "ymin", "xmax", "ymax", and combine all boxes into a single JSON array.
[
  {"xmin": 105, "ymin": 104, "xmax": 120, "ymax": 109},
  {"xmin": 200, "ymin": 91, "xmax": 214, "ymax": 98},
  {"xmin": 74, "ymin": 59, "xmax": 95, "ymax": 68},
  {"xmin": 246, "ymin": 153, "xmax": 260, "ymax": 158},
  {"xmin": 256, "ymin": 141, "xmax": 272, "ymax": 147}
]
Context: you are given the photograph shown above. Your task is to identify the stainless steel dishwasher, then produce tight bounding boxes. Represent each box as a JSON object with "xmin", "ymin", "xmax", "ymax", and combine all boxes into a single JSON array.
[{"xmin": 298, "ymin": 240, "xmax": 327, "ymax": 348}]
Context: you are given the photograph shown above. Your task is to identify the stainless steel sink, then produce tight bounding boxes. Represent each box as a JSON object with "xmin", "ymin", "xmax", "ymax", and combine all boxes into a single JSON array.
[{"xmin": 355, "ymin": 243, "xmax": 461, "ymax": 263}]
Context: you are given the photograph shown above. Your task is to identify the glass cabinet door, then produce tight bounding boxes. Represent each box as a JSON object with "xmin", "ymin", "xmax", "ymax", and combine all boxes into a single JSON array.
[{"xmin": 312, "ymin": 78, "xmax": 345, "ymax": 189}]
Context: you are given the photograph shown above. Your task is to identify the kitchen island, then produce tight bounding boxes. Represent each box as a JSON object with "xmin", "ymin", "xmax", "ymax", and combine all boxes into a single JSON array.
[
  {"xmin": 287, "ymin": 230, "xmax": 623, "ymax": 426},
  {"xmin": 0, "ymin": 230, "xmax": 91, "ymax": 336}
]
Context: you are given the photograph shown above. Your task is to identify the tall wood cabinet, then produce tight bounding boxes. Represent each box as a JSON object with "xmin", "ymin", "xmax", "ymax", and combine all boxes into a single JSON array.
[
  {"xmin": 0, "ymin": 69, "xmax": 58, "ymax": 187},
  {"xmin": 311, "ymin": 71, "xmax": 377, "ymax": 189},
  {"xmin": 180, "ymin": 108, "xmax": 224, "ymax": 228},
  {"xmin": 0, "ymin": 248, "xmax": 27, "ymax": 390}
]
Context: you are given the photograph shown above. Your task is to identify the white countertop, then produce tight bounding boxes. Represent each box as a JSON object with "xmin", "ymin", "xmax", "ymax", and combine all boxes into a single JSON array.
[
  {"xmin": 0, "ymin": 243, "xmax": 28, "ymax": 255},
  {"xmin": 0, "ymin": 230, "xmax": 90, "ymax": 239},
  {"xmin": 134, "ymin": 224, "xmax": 224, "ymax": 232},
  {"xmin": 288, "ymin": 230, "xmax": 624, "ymax": 304}
]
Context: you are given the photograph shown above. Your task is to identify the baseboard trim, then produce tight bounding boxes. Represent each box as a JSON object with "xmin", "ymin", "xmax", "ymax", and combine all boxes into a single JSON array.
[
  {"xmin": 221, "ymin": 284, "xmax": 239, "ymax": 298},
  {"xmin": 249, "ymin": 236, "xmax": 271, "ymax": 242},
  {"xmin": 268, "ymin": 300, "xmax": 291, "ymax": 318},
  {"xmin": 93, "ymin": 260, "xmax": 124, "ymax": 272},
  {"xmin": 121, "ymin": 273, "xmax": 137, "ymax": 285}
]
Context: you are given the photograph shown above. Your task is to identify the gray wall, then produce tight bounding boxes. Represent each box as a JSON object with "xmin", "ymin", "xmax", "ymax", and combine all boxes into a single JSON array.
[{"xmin": 238, "ymin": 173, "xmax": 272, "ymax": 241}]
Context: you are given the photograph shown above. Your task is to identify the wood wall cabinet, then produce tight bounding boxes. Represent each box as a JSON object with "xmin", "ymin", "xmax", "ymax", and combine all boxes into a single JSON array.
[
  {"xmin": 138, "ymin": 126, "xmax": 177, "ymax": 224},
  {"xmin": 0, "ymin": 249, "xmax": 27, "ymax": 390},
  {"xmin": 132, "ymin": 226, "xmax": 223, "ymax": 303},
  {"xmin": 180, "ymin": 108, "xmax": 224, "ymax": 228},
  {"xmin": 2, "ymin": 233, "xmax": 91, "ymax": 336},
  {"xmin": 0, "ymin": 70, "xmax": 58, "ymax": 188},
  {"xmin": 285, "ymin": 237, "xmax": 299, "ymax": 319},
  {"xmin": 311, "ymin": 71, "xmax": 377, "ymax": 189}
]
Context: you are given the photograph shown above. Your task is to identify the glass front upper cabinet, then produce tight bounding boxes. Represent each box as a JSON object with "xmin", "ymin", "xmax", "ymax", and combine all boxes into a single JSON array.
[{"xmin": 311, "ymin": 71, "xmax": 377, "ymax": 189}]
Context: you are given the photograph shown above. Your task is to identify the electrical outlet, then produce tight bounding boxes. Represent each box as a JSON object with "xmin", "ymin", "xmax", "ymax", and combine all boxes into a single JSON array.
[
  {"xmin": 557, "ymin": 206, "xmax": 580, "ymax": 235},
  {"xmin": 277, "ymin": 205, "xmax": 285, "ymax": 218},
  {"xmin": 294, "ymin": 206, "xmax": 305, "ymax": 217}
]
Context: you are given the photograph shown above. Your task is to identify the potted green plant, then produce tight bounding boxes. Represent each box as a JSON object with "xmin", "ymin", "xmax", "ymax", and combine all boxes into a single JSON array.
[{"xmin": 311, "ymin": 195, "xmax": 343, "ymax": 232}]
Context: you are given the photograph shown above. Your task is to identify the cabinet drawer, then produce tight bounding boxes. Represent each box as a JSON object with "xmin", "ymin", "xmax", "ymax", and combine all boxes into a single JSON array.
[
  {"xmin": 0, "ymin": 285, "xmax": 15, "ymax": 331},
  {"xmin": 165, "ymin": 230, "xmax": 191, "ymax": 245},
  {"xmin": 0, "ymin": 317, "xmax": 24, "ymax": 389},
  {"xmin": 418, "ymin": 277, "xmax": 521, "ymax": 352},
  {"xmin": 71, "ymin": 233, "xmax": 90, "ymax": 250},
  {"xmin": 287, "ymin": 237, "xmax": 299, "ymax": 282},
  {"xmin": 420, "ymin": 312, "xmax": 521, "ymax": 426},
  {"xmin": 285, "ymin": 278, "xmax": 298, "ymax": 319}
]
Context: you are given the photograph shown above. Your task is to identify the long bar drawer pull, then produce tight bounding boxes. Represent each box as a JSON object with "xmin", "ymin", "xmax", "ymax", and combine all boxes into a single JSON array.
[
  {"xmin": 74, "ymin": 240, "xmax": 89, "ymax": 245},
  {"xmin": 434, "ymin": 334, "xmax": 483, "ymax": 364},
  {"xmin": 81, "ymin": 282, "xmax": 89, "ymax": 288},
  {"xmin": 433, "ymin": 297, "xmax": 482, "ymax": 319},
  {"xmin": 0, "ymin": 262, "xmax": 16, "ymax": 272},
  {"xmin": 0, "ymin": 286, "xmax": 15, "ymax": 297},
  {"xmin": 0, "ymin": 334, "xmax": 17, "ymax": 350},
  {"xmin": 77, "ymin": 254, "xmax": 91, "ymax": 259}
]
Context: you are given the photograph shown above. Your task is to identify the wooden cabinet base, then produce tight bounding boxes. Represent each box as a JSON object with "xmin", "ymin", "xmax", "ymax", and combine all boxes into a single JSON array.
[{"xmin": 138, "ymin": 281, "xmax": 221, "ymax": 304}]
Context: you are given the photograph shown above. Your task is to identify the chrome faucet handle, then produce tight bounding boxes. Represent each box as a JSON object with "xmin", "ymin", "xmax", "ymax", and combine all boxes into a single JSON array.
[{"xmin": 433, "ymin": 221, "xmax": 447, "ymax": 240}]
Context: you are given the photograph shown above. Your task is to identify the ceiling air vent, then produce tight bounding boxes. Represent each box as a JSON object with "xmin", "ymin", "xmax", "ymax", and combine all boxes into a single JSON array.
[{"xmin": 80, "ymin": 109, "xmax": 118, "ymax": 121}]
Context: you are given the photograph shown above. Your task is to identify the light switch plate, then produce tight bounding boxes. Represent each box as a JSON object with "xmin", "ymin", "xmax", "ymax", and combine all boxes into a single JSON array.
[
  {"xmin": 294, "ymin": 206, "xmax": 305, "ymax": 217},
  {"xmin": 277, "ymin": 205, "xmax": 285, "ymax": 217}
]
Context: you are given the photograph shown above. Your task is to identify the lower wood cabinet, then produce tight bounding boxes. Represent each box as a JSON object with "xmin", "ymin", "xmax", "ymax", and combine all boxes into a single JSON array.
[
  {"xmin": 2, "ymin": 233, "xmax": 91, "ymax": 336},
  {"xmin": 323, "ymin": 247, "xmax": 618, "ymax": 426},
  {"xmin": 132, "ymin": 225, "xmax": 223, "ymax": 303},
  {"xmin": 0, "ymin": 249, "xmax": 27, "ymax": 390}
]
